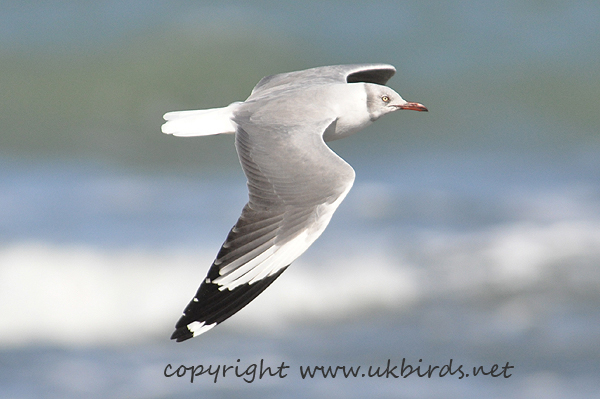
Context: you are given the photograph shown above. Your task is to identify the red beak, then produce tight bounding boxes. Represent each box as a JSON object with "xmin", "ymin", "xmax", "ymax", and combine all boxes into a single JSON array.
[{"xmin": 397, "ymin": 102, "xmax": 428, "ymax": 112}]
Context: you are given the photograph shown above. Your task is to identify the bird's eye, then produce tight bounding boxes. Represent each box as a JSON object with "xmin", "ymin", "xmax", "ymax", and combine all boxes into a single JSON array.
[{"xmin": 381, "ymin": 95, "xmax": 390, "ymax": 103}]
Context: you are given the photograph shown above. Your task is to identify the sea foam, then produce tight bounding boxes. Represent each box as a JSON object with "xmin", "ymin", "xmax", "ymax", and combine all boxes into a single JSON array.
[{"xmin": 2, "ymin": 219, "xmax": 599, "ymax": 347}]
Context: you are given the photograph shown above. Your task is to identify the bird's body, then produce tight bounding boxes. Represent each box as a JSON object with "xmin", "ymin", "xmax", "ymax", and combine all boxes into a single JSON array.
[{"xmin": 162, "ymin": 64, "xmax": 427, "ymax": 342}]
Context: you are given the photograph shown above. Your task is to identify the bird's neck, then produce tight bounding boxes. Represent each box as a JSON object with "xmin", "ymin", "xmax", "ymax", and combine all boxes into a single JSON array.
[{"xmin": 322, "ymin": 83, "xmax": 372, "ymax": 142}]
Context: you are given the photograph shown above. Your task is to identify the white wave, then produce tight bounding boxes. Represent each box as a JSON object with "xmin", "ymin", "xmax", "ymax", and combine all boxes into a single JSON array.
[
  {"xmin": 1, "ymin": 220, "xmax": 599, "ymax": 347},
  {"xmin": 0, "ymin": 241, "xmax": 420, "ymax": 347},
  {"xmin": 414, "ymin": 220, "xmax": 600, "ymax": 295},
  {"xmin": 0, "ymin": 243, "xmax": 216, "ymax": 347}
]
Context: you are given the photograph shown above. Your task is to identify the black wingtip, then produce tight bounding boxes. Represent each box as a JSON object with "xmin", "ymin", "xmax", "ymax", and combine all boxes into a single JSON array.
[
  {"xmin": 170, "ymin": 327, "xmax": 194, "ymax": 342},
  {"xmin": 170, "ymin": 265, "xmax": 290, "ymax": 343},
  {"xmin": 346, "ymin": 65, "xmax": 396, "ymax": 85}
]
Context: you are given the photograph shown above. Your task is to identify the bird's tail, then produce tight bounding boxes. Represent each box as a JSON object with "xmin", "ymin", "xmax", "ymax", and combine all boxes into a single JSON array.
[{"xmin": 161, "ymin": 102, "xmax": 241, "ymax": 137}]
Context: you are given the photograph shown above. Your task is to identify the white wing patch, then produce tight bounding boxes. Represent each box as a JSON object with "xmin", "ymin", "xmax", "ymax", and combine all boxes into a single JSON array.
[
  {"xmin": 187, "ymin": 321, "xmax": 216, "ymax": 337},
  {"xmin": 213, "ymin": 183, "xmax": 353, "ymax": 291},
  {"xmin": 161, "ymin": 102, "xmax": 241, "ymax": 137},
  {"xmin": 213, "ymin": 230, "xmax": 312, "ymax": 291}
]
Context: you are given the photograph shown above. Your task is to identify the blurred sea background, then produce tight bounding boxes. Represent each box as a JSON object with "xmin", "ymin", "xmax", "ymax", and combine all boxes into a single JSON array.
[{"xmin": 1, "ymin": 1, "xmax": 599, "ymax": 398}]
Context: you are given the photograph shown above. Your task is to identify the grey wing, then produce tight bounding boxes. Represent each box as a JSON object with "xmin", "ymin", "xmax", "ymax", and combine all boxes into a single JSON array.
[
  {"xmin": 170, "ymin": 119, "xmax": 355, "ymax": 342},
  {"xmin": 250, "ymin": 63, "xmax": 396, "ymax": 97}
]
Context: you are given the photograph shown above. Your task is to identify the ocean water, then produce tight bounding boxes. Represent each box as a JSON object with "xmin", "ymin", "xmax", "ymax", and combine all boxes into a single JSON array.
[
  {"xmin": 2, "ymin": 2, "xmax": 600, "ymax": 398},
  {"xmin": 2, "ymin": 151, "xmax": 599, "ymax": 398}
]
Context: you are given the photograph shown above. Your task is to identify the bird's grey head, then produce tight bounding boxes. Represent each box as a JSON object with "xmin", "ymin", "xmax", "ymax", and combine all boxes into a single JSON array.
[{"xmin": 365, "ymin": 84, "xmax": 428, "ymax": 121}]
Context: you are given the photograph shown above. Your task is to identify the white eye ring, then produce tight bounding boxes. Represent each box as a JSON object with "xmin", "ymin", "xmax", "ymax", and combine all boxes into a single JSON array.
[{"xmin": 381, "ymin": 95, "xmax": 390, "ymax": 103}]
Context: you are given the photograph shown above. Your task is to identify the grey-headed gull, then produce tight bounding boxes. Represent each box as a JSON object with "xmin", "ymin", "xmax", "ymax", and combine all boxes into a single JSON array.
[{"xmin": 162, "ymin": 64, "xmax": 427, "ymax": 342}]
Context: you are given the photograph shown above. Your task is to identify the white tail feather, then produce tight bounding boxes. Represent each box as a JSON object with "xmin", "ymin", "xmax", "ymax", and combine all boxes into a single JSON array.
[{"xmin": 161, "ymin": 102, "xmax": 241, "ymax": 137}]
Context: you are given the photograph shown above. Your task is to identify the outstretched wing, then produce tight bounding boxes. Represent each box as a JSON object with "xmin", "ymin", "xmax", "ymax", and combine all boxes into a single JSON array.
[
  {"xmin": 171, "ymin": 118, "xmax": 355, "ymax": 342},
  {"xmin": 250, "ymin": 63, "xmax": 396, "ymax": 98}
]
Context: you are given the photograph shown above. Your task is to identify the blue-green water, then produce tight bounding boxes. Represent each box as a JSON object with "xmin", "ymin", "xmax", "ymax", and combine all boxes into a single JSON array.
[{"xmin": 1, "ymin": 2, "xmax": 599, "ymax": 398}]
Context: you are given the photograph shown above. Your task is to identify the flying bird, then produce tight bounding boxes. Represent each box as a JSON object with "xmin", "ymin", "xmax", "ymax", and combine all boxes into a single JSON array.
[{"xmin": 162, "ymin": 64, "xmax": 427, "ymax": 342}]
